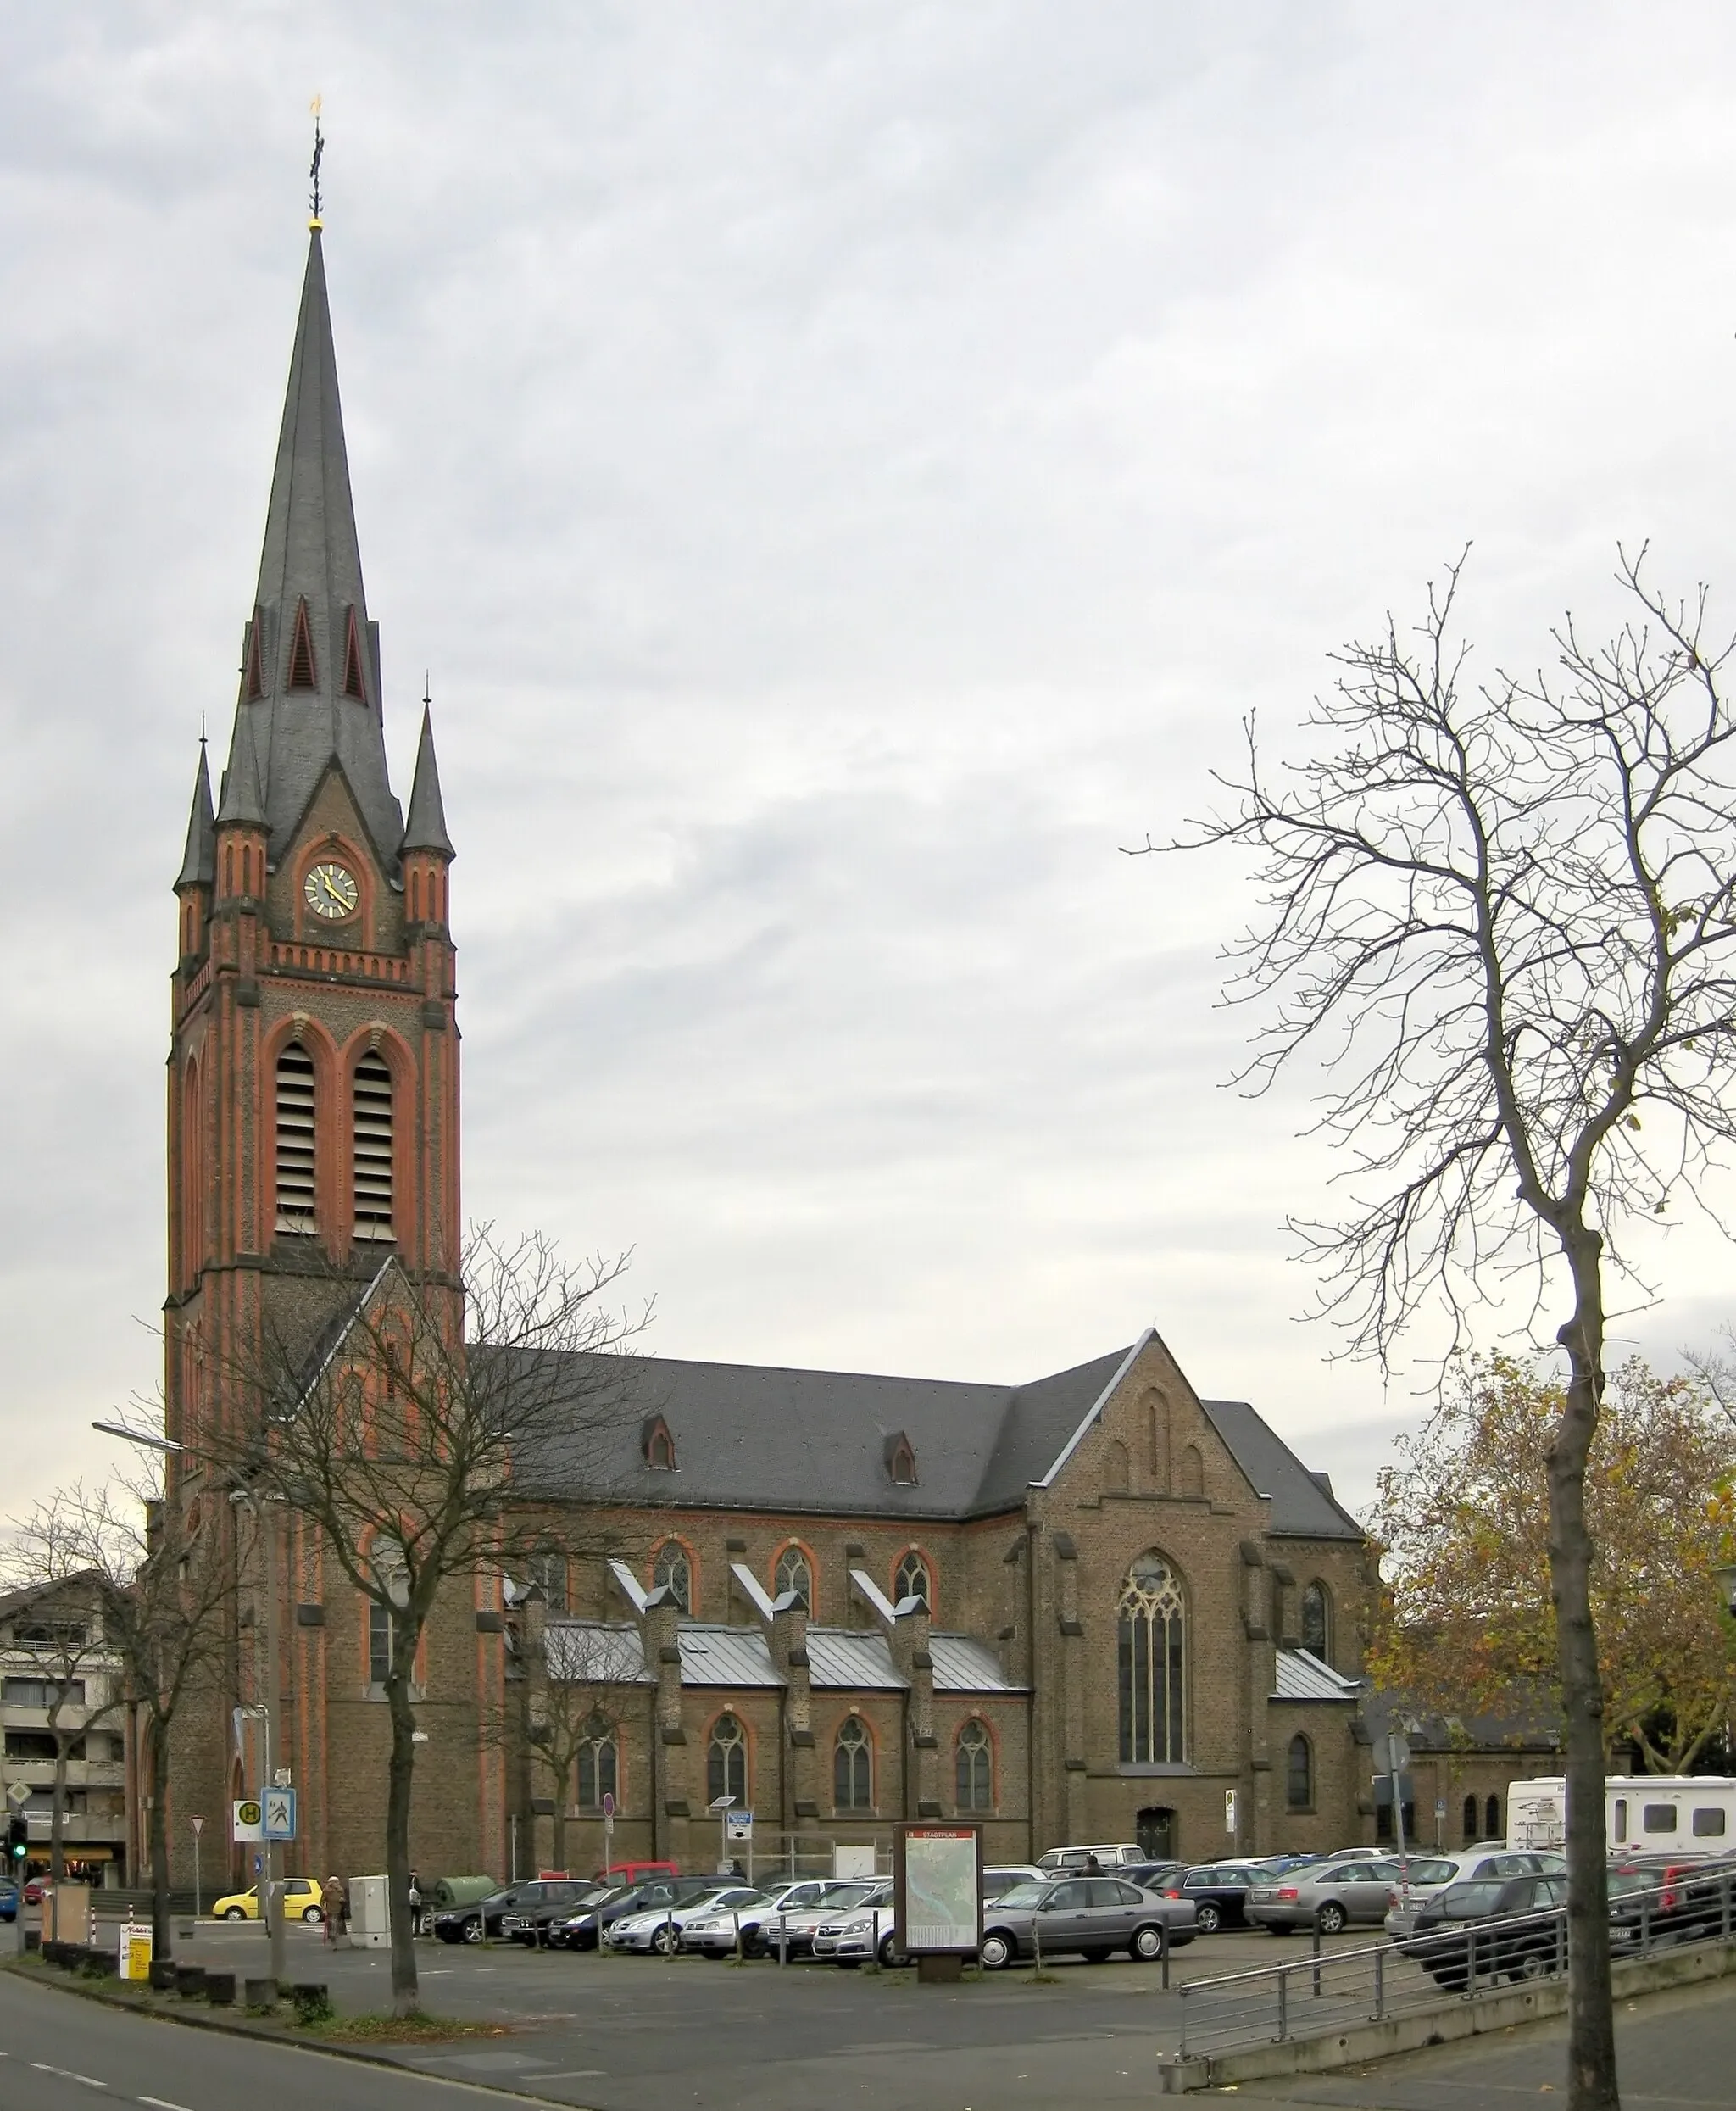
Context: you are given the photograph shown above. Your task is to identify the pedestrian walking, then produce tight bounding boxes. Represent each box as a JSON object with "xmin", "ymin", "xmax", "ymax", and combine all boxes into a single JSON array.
[
  {"xmin": 409, "ymin": 1869, "xmax": 423, "ymax": 1937},
  {"xmin": 321, "ymin": 1873, "xmax": 348, "ymax": 1947}
]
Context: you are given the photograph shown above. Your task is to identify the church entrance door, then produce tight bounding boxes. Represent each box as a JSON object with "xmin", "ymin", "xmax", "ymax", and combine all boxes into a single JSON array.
[{"xmin": 1136, "ymin": 1806, "xmax": 1177, "ymax": 1860}]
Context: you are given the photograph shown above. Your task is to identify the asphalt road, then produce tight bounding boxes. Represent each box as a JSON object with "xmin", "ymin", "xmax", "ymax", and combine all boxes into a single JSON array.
[{"xmin": 0, "ymin": 1969, "xmax": 507, "ymax": 2111}]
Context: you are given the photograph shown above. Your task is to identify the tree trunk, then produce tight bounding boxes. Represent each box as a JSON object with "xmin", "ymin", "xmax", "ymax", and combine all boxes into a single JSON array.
[
  {"xmin": 1550, "ymin": 1241, "xmax": 1620, "ymax": 2111},
  {"xmin": 385, "ymin": 1634, "xmax": 420, "ymax": 2017},
  {"xmin": 551, "ymin": 1784, "xmax": 566, "ymax": 1880},
  {"xmin": 49, "ymin": 1733, "xmax": 68, "ymax": 1889},
  {"xmin": 147, "ymin": 1713, "xmax": 172, "ymax": 1963}
]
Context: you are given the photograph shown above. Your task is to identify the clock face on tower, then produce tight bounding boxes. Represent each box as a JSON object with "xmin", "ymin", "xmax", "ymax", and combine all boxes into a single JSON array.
[{"xmin": 303, "ymin": 861, "xmax": 359, "ymax": 920}]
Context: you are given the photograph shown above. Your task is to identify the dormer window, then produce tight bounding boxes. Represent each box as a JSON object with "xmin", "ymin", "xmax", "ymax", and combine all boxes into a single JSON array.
[
  {"xmin": 885, "ymin": 1431, "xmax": 917, "ymax": 1486},
  {"xmin": 286, "ymin": 595, "xmax": 318, "ymax": 690},
  {"xmin": 642, "ymin": 1414, "xmax": 677, "ymax": 1471}
]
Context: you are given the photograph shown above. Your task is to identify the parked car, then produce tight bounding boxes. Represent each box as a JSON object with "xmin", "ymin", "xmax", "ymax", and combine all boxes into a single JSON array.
[
  {"xmin": 1118, "ymin": 1861, "xmax": 1186, "ymax": 1894},
  {"xmin": 23, "ymin": 1879, "xmax": 51, "ymax": 1906},
  {"xmin": 1037, "ymin": 1843, "xmax": 1144, "ymax": 1871},
  {"xmin": 812, "ymin": 1882, "xmax": 894, "ymax": 1961},
  {"xmin": 1607, "ymin": 1854, "xmax": 1736, "ymax": 1946},
  {"xmin": 1405, "ymin": 1874, "xmax": 1567, "ymax": 1989},
  {"xmin": 604, "ymin": 1884, "xmax": 756, "ymax": 1954},
  {"xmin": 500, "ymin": 1880, "xmax": 610, "ymax": 1946},
  {"xmin": 1249, "ymin": 1856, "xmax": 1426, "ymax": 1934},
  {"xmin": 747, "ymin": 1880, "xmax": 884, "ymax": 1958},
  {"xmin": 556, "ymin": 1876, "xmax": 717, "ymax": 1951},
  {"xmin": 0, "ymin": 1880, "xmax": 18, "ymax": 1923},
  {"xmin": 434, "ymin": 1878, "xmax": 581, "ymax": 1945},
  {"xmin": 213, "ymin": 1876, "xmax": 326, "ymax": 1924},
  {"xmin": 594, "ymin": 1860, "xmax": 681, "ymax": 1886},
  {"xmin": 1163, "ymin": 1863, "xmax": 1258, "ymax": 1933},
  {"xmin": 679, "ymin": 1880, "xmax": 821, "ymax": 1958},
  {"xmin": 978, "ymin": 1874, "xmax": 1195, "ymax": 1968},
  {"xmin": 1383, "ymin": 1848, "xmax": 1564, "ymax": 1940}
]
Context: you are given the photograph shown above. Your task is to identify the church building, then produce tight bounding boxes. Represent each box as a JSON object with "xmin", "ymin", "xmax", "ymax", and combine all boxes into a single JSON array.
[{"xmin": 153, "ymin": 226, "xmax": 1552, "ymax": 1895}]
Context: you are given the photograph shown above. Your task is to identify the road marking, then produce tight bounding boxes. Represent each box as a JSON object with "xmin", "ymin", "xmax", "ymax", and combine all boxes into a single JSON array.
[
  {"xmin": 530, "ymin": 2074, "xmax": 604, "ymax": 2082},
  {"xmin": 138, "ymin": 2098, "xmax": 193, "ymax": 2111},
  {"xmin": 31, "ymin": 2065, "xmax": 108, "ymax": 2089}
]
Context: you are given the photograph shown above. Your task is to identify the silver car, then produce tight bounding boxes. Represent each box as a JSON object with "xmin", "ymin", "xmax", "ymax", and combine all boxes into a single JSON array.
[
  {"xmin": 679, "ymin": 1879, "xmax": 817, "ymax": 1957},
  {"xmin": 978, "ymin": 1875, "xmax": 1195, "ymax": 1969},
  {"xmin": 756, "ymin": 1880, "xmax": 883, "ymax": 1958},
  {"xmin": 1248, "ymin": 1856, "xmax": 1427, "ymax": 1934}
]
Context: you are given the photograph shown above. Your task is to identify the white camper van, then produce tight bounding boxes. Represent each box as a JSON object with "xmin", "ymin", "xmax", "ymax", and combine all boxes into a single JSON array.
[{"xmin": 1507, "ymin": 1775, "xmax": 1736, "ymax": 1856}]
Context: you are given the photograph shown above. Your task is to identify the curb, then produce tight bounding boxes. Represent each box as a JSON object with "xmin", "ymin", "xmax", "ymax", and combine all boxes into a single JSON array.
[{"xmin": 0, "ymin": 1958, "xmax": 563, "ymax": 2103}]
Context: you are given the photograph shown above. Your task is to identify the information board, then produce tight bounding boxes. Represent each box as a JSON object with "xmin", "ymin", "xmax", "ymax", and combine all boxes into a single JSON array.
[{"xmin": 893, "ymin": 1823, "xmax": 982, "ymax": 1955}]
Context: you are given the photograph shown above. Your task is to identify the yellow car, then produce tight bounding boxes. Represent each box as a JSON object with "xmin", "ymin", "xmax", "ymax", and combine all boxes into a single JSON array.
[{"xmin": 213, "ymin": 1876, "xmax": 325, "ymax": 1924}]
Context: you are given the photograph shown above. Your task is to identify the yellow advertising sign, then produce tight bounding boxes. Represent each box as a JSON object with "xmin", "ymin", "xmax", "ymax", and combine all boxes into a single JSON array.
[{"xmin": 120, "ymin": 1924, "xmax": 153, "ymax": 1980}]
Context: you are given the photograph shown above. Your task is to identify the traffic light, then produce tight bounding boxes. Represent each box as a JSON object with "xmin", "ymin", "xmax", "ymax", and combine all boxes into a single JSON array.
[{"xmin": 5, "ymin": 1815, "xmax": 25, "ymax": 1863}]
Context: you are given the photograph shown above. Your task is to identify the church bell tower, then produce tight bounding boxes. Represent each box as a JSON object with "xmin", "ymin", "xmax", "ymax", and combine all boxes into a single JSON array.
[{"xmin": 165, "ymin": 222, "xmax": 460, "ymax": 1460}]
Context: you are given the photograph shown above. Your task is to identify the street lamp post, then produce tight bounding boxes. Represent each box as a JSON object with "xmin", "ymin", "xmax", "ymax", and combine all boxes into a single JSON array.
[{"xmin": 231, "ymin": 1493, "xmax": 287, "ymax": 1991}]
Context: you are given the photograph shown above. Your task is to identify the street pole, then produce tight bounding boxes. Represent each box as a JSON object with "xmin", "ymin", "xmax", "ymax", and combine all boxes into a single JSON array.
[
  {"xmin": 257, "ymin": 1500, "xmax": 287, "ymax": 1990},
  {"xmin": 192, "ymin": 1819, "xmax": 203, "ymax": 1919}
]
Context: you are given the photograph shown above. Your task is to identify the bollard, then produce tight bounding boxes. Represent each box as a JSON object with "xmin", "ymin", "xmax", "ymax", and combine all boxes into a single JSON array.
[
  {"xmin": 1373, "ymin": 1945, "xmax": 1385, "ymax": 2022},
  {"xmin": 1159, "ymin": 1919, "xmax": 1170, "ymax": 1991},
  {"xmin": 778, "ymin": 1912, "xmax": 787, "ymax": 1967},
  {"xmin": 732, "ymin": 1911, "xmax": 743, "ymax": 1965},
  {"xmin": 242, "ymin": 1976, "xmax": 278, "ymax": 2011},
  {"xmin": 205, "ymin": 1970, "xmax": 236, "ymax": 2007},
  {"xmin": 148, "ymin": 1960, "xmax": 176, "ymax": 1992},
  {"xmin": 1310, "ymin": 1917, "xmax": 1323, "ymax": 1998},
  {"xmin": 1032, "ymin": 1914, "xmax": 1043, "ymax": 1976},
  {"xmin": 1276, "ymin": 1964, "xmax": 1289, "ymax": 2043},
  {"xmin": 664, "ymin": 1903, "xmax": 676, "ymax": 1958},
  {"xmin": 175, "ymin": 1964, "xmax": 207, "ymax": 1999}
]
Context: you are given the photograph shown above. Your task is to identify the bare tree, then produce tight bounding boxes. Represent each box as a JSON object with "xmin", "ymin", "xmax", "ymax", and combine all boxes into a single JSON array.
[
  {"xmin": 7, "ymin": 1468, "xmax": 239, "ymax": 1959},
  {"xmin": 186, "ymin": 1224, "xmax": 647, "ymax": 2018},
  {"xmin": 524, "ymin": 1615, "xmax": 643, "ymax": 1880},
  {"xmin": 1150, "ymin": 549, "xmax": 1736, "ymax": 2111}
]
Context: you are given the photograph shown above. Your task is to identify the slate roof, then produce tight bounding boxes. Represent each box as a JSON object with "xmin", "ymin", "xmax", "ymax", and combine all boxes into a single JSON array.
[
  {"xmin": 543, "ymin": 1619, "xmax": 1023, "ymax": 1693},
  {"xmin": 1197, "ymin": 1398, "xmax": 1364, "ymax": 1540},
  {"xmin": 1271, "ymin": 1647, "xmax": 1364, "ymax": 1702},
  {"xmin": 220, "ymin": 229, "xmax": 405, "ymax": 872},
  {"xmin": 402, "ymin": 705, "xmax": 454, "ymax": 858},
  {"xmin": 514, "ymin": 1339, "xmax": 1360, "ymax": 1540},
  {"xmin": 175, "ymin": 744, "xmax": 215, "ymax": 889}
]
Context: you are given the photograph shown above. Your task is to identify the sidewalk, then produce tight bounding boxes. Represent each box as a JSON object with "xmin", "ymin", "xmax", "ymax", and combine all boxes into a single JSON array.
[{"xmin": 1227, "ymin": 1975, "xmax": 1736, "ymax": 2108}]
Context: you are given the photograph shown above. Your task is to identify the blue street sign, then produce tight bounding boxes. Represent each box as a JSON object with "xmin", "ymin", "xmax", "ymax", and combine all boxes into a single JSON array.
[{"xmin": 263, "ymin": 1787, "xmax": 298, "ymax": 1841}]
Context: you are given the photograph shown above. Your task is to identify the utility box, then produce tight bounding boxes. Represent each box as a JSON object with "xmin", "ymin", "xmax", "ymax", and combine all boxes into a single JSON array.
[{"xmin": 348, "ymin": 1874, "xmax": 391, "ymax": 1949}]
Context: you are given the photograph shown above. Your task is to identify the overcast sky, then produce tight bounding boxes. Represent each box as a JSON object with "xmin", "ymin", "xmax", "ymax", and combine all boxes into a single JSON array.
[{"xmin": 6, "ymin": 2, "xmax": 1736, "ymax": 1525}]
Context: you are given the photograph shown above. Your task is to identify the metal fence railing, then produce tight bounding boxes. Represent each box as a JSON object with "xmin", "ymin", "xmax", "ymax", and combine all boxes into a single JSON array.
[{"xmin": 1177, "ymin": 1866, "xmax": 1736, "ymax": 2063}]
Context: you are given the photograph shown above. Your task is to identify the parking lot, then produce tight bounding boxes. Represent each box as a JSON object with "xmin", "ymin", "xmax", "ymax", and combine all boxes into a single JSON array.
[{"xmin": 156, "ymin": 1915, "xmax": 1397, "ymax": 2111}]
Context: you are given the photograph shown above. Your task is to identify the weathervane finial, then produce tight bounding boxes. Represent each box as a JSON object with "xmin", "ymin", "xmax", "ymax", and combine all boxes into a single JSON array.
[{"xmin": 309, "ymin": 96, "xmax": 325, "ymax": 229}]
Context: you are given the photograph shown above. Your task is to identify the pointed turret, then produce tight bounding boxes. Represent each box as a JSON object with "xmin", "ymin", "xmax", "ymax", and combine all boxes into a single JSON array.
[
  {"xmin": 225, "ymin": 228, "xmax": 404, "ymax": 866},
  {"xmin": 175, "ymin": 744, "xmax": 216, "ymax": 889},
  {"xmin": 217, "ymin": 705, "xmax": 267, "ymax": 827},
  {"xmin": 402, "ymin": 705, "xmax": 455, "ymax": 858}
]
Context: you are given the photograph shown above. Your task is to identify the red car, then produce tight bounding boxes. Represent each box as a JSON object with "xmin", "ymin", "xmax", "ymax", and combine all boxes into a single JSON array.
[{"xmin": 23, "ymin": 1878, "xmax": 51, "ymax": 1906}]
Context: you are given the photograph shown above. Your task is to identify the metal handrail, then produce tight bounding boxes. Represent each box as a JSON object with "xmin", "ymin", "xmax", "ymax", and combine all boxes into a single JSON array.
[{"xmin": 1177, "ymin": 1865, "xmax": 1736, "ymax": 2061}]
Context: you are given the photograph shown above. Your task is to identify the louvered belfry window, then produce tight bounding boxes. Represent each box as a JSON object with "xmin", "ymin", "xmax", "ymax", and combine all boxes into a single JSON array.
[
  {"xmin": 352, "ymin": 1051, "xmax": 395, "ymax": 1240},
  {"xmin": 274, "ymin": 1042, "xmax": 317, "ymax": 1233}
]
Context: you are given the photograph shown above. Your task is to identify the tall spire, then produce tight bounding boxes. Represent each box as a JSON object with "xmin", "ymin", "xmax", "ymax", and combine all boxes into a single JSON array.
[
  {"xmin": 174, "ymin": 743, "xmax": 215, "ymax": 888},
  {"xmin": 228, "ymin": 226, "xmax": 404, "ymax": 866},
  {"xmin": 403, "ymin": 705, "xmax": 455, "ymax": 858}
]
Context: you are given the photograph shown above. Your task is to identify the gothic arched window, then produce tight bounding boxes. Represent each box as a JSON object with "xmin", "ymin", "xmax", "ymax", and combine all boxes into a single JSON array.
[
  {"xmin": 955, "ymin": 1719, "xmax": 992, "ymax": 1811},
  {"xmin": 893, "ymin": 1550, "xmax": 931, "ymax": 1612},
  {"xmin": 653, "ymin": 1541, "xmax": 693, "ymax": 1614},
  {"xmin": 1117, "ymin": 1552, "xmax": 1186, "ymax": 1763},
  {"xmin": 577, "ymin": 1715, "xmax": 618, "ymax": 1808},
  {"xmin": 1300, "ymin": 1581, "xmax": 1332, "ymax": 1662},
  {"xmin": 528, "ymin": 1549, "xmax": 568, "ymax": 1615},
  {"xmin": 1486, "ymin": 1792, "xmax": 1501, "ymax": 1840},
  {"xmin": 1463, "ymin": 1793, "xmax": 1478, "ymax": 1843},
  {"xmin": 707, "ymin": 1712, "xmax": 747, "ymax": 1806},
  {"xmin": 834, "ymin": 1715, "xmax": 872, "ymax": 1811},
  {"xmin": 352, "ymin": 1050, "xmax": 395, "ymax": 1241},
  {"xmin": 774, "ymin": 1546, "xmax": 813, "ymax": 1609},
  {"xmin": 274, "ymin": 1041, "xmax": 317, "ymax": 1233},
  {"xmin": 1286, "ymin": 1733, "xmax": 1313, "ymax": 1810}
]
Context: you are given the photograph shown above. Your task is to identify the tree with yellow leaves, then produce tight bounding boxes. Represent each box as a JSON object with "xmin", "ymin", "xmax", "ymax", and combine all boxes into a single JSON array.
[{"xmin": 1368, "ymin": 1353, "xmax": 1736, "ymax": 1773}]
